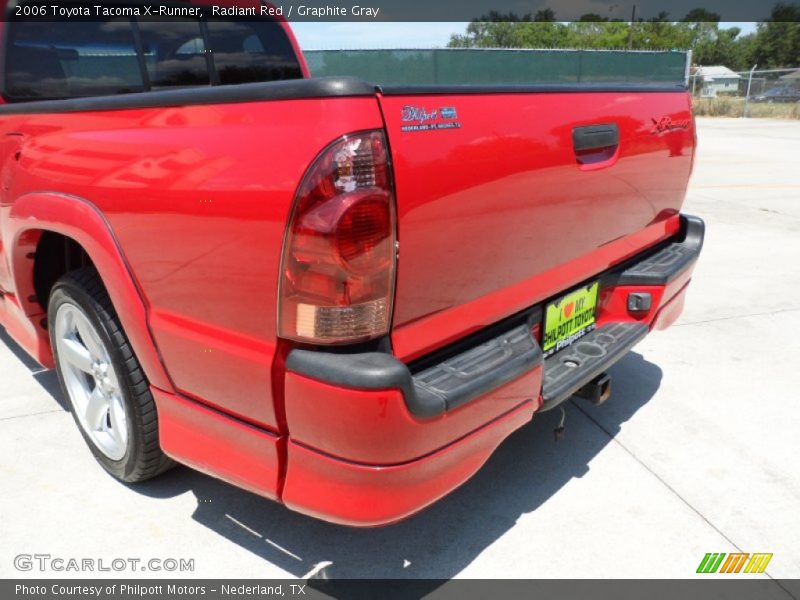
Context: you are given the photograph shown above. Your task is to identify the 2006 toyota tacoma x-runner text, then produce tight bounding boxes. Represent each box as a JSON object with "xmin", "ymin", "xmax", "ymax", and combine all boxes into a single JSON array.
[{"xmin": 0, "ymin": 1, "xmax": 703, "ymax": 525}]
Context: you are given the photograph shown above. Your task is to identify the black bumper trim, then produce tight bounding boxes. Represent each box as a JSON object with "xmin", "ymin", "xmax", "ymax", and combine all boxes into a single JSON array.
[
  {"xmin": 616, "ymin": 214, "xmax": 705, "ymax": 286},
  {"xmin": 286, "ymin": 324, "xmax": 543, "ymax": 419},
  {"xmin": 540, "ymin": 322, "xmax": 648, "ymax": 411}
]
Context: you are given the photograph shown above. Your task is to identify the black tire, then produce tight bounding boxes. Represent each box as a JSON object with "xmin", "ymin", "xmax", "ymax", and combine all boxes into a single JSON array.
[{"xmin": 48, "ymin": 267, "xmax": 174, "ymax": 482}]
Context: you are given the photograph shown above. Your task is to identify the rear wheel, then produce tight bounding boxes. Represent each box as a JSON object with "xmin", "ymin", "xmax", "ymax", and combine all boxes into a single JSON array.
[{"xmin": 49, "ymin": 268, "xmax": 173, "ymax": 482}]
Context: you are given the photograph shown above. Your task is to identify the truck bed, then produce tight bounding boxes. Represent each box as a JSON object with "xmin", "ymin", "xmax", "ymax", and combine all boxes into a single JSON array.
[{"xmin": 377, "ymin": 84, "xmax": 694, "ymax": 360}]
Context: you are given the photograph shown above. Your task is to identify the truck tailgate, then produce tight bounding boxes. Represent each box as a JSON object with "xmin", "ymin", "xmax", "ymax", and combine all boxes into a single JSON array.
[{"xmin": 377, "ymin": 87, "xmax": 694, "ymax": 360}]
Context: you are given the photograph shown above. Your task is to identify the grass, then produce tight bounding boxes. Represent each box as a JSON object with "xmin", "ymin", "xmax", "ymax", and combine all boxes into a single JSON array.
[{"xmin": 692, "ymin": 96, "xmax": 800, "ymax": 119}]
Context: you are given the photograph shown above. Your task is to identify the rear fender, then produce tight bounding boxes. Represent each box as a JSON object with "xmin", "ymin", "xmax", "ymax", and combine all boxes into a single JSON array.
[{"xmin": 5, "ymin": 192, "xmax": 173, "ymax": 391}]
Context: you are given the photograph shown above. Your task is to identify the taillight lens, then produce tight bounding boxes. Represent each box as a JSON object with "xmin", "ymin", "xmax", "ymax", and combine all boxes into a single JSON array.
[{"xmin": 278, "ymin": 131, "xmax": 397, "ymax": 344}]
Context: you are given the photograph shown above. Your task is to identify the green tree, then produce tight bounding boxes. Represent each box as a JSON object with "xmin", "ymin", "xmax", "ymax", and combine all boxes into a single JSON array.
[
  {"xmin": 751, "ymin": 3, "xmax": 800, "ymax": 68},
  {"xmin": 681, "ymin": 9, "xmax": 721, "ymax": 51},
  {"xmin": 449, "ymin": 18, "xmax": 572, "ymax": 49},
  {"xmin": 693, "ymin": 28, "xmax": 758, "ymax": 71},
  {"xmin": 447, "ymin": 3, "xmax": 800, "ymax": 71},
  {"xmin": 566, "ymin": 21, "xmax": 631, "ymax": 49},
  {"xmin": 534, "ymin": 9, "xmax": 556, "ymax": 22}
]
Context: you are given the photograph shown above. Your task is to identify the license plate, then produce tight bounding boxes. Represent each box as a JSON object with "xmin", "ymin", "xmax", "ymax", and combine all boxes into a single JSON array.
[{"xmin": 542, "ymin": 281, "xmax": 599, "ymax": 358}]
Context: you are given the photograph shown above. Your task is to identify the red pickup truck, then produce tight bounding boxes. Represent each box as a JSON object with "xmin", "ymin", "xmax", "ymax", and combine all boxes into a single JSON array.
[{"xmin": 0, "ymin": 6, "xmax": 703, "ymax": 526}]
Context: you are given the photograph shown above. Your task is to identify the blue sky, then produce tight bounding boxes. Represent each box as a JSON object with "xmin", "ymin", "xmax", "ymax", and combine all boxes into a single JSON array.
[
  {"xmin": 291, "ymin": 22, "xmax": 469, "ymax": 49},
  {"xmin": 291, "ymin": 21, "xmax": 759, "ymax": 50}
]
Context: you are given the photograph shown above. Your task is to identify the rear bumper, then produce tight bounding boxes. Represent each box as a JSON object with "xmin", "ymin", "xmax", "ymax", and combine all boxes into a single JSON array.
[
  {"xmin": 282, "ymin": 401, "xmax": 535, "ymax": 527},
  {"xmin": 278, "ymin": 214, "xmax": 703, "ymax": 525}
]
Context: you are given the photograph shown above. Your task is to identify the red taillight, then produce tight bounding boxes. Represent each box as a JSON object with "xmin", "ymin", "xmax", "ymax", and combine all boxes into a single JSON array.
[{"xmin": 278, "ymin": 131, "xmax": 397, "ymax": 344}]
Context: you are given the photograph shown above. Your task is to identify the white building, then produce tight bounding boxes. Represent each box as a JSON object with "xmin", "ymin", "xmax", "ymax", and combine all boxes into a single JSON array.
[{"xmin": 695, "ymin": 66, "xmax": 741, "ymax": 96}]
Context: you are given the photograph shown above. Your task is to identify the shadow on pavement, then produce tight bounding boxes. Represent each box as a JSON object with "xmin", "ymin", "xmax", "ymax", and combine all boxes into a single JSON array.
[
  {"xmin": 32, "ymin": 370, "xmax": 67, "ymax": 410},
  {"xmin": 0, "ymin": 328, "xmax": 42, "ymax": 372},
  {"xmin": 130, "ymin": 350, "xmax": 662, "ymax": 580},
  {"xmin": 0, "ymin": 327, "xmax": 68, "ymax": 410}
]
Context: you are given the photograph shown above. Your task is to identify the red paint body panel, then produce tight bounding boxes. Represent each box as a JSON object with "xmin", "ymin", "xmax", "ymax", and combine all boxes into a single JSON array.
[
  {"xmin": 282, "ymin": 400, "xmax": 535, "ymax": 527},
  {"xmin": 284, "ymin": 365, "xmax": 542, "ymax": 465},
  {"xmin": 596, "ymin": 285, "xmax": 666, "ymax": 326},
  {"xmin": 652, "ymin": 281, "xmax": 691, "ymax": 331},
  {"xmin": 595, "ymin": 263, "xmax": 695, "ymax": 329},
  {"xmin": 1, "ymin": 193, "xmax": 173, "ymax": 385},
  {"xmin": 0, "ymin": 98, "xmax": 384, "ymax": 429},
  {"xmin": 380, "ymin": 92, "xmax": 693, "ymax": 360},
  {"xmin": 0, "ymin": 290, "xmax": 51, "ymax": 367},
  {"xmin": 153, "ymin": 387, "xmax": 281, "ymax": 499},
  {"xmin": 392, "ymin": 216, "xmax": 681, "ymax": 362}
]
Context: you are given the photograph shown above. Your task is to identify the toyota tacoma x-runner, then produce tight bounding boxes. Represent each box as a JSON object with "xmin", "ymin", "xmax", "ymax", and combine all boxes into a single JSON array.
[{"xmin": 0, "ymin": 2, "xmax": 704, "ymax": 525}]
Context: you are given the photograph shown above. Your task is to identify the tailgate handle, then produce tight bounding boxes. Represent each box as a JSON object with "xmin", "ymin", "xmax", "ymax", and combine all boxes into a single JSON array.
[{"xmin": 572, "ymin": 124, "xmax": 619, "ymax": 152}]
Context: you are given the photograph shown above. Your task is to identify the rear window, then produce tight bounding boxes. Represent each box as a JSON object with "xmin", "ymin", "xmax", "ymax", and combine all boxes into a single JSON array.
[
  {"xmin": 206, "ymin": 20, "xmax": 304, "ymax": 85},
  {"xmin": 5, "ymin": 20, "xmax": 145, "ymax": 100},
  {"xmin": 3, "ymin": 16, "xmax": 303, "ymax": 101},
  {"xmin": 138, "ymin": 19, "xmax": 210, "ymax": 89}
]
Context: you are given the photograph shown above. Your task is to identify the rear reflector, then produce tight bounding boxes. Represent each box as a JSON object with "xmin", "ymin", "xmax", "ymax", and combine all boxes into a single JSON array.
[{"xmin": 278, "ymin": 131, "xmax": 397, "ymax": 344}]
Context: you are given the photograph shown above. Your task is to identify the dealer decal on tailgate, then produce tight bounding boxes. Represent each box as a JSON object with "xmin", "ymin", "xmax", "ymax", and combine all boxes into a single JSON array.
[
  {"xmin": 542, "ymin": 281, "xmax": 600, "ymax": 358},
  {"xmin": 400, "ymin": 105, "xmax": 462, "ymax": 132}
]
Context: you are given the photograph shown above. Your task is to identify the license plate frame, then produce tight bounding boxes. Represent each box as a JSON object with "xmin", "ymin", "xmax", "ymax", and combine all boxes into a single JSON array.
[{"xmin": 542, "ymin": 281, "xmax": 600, "ymax": 358}]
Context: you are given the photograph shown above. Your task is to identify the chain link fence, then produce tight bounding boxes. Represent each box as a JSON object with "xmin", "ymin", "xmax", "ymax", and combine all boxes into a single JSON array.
[
  {"xmin": 689, "ymin": 68, "xmax": 800, "ymax": 100},
  {"xmin": 737, "ymin": 69, "xmax": 800, "ymax": 102},
  {"xmin": 689, "ymin": 67, "xmax": 800, "ymax": 118}
]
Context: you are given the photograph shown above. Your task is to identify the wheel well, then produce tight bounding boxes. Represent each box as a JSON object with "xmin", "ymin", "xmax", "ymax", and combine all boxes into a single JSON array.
[{"xmin": 33, "ymin": 231, "xmax": 94, "ymax": 311}]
